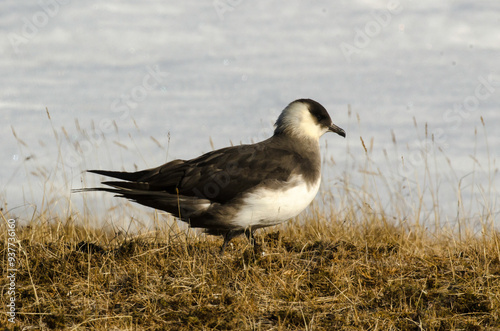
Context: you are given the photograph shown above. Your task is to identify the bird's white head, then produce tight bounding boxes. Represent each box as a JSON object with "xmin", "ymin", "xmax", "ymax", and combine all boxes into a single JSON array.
[{"xmin": 274, "ymin": 99, "xmax": 346, "ymax": 140}]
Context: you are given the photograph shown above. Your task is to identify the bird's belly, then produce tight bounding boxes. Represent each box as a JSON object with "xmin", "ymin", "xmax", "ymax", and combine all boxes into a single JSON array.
[{"xmin": 230, "ymin": 176, "xmax": 321, "ymax": 229}]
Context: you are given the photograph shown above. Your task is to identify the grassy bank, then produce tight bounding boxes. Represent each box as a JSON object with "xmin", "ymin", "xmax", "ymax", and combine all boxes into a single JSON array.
[
  {"xmin": 1, "ymin": 208, "xmax": 499, "ymax": 330},
  {"xmin": 2, "ymin": 113, "xmax": 499, "ymax": 329}
]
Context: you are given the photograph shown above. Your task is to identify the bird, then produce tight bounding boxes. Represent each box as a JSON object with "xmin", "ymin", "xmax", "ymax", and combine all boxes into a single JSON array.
[{"xmin": 76, "ymin": 99, "xmax": 346, "ymax": 253}]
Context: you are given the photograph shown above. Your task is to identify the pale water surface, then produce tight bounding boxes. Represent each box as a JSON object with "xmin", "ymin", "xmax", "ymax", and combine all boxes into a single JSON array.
[{"xmin": 1, "ymin": 1, "xmax": 499, "ymax": 230}]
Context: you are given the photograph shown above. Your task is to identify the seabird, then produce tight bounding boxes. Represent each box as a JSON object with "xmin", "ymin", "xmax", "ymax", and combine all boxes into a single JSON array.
[{"xmin": 76, "ymin": 99, "xmax": 346, "ymax": 253}]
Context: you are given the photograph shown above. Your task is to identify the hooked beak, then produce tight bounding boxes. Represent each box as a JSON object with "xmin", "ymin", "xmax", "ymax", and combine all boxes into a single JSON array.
[{"xmin": 328, "ymin": 123, "xmax": 346, "ymax": 138}]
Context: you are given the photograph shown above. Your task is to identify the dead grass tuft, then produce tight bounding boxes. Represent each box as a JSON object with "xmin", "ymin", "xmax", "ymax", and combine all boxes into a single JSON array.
[{"xmin": 1, "ymin": 211, "xmax": 500, "ymax": 330}]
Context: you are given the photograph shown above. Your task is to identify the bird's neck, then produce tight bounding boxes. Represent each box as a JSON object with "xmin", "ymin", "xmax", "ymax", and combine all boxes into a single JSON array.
[{"xmin": 273, "ymin": 131, "xmax": 320, "ymax": 150}]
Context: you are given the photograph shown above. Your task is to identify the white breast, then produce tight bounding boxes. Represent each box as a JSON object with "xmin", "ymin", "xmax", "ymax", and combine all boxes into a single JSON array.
[{"xmin": 230, "ymin": 175, "xmax": 321, "ymax": 229}]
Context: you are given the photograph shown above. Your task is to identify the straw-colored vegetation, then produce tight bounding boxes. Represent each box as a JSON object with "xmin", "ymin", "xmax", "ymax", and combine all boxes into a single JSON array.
[
  {"xmin": 2, "ymin": 208, "xmax": 499, "ymax": 330},
  {"xmin": 1, "ymin": 112, "xmax": 499, "ymax": 330}
]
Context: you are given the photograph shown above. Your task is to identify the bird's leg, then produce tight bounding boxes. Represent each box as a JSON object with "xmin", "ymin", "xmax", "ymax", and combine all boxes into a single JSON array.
[
  {"xmin": 219, "ymin": 230, "xmax": 240, "ymax": 255},
  {"xmin": 244, "ymin": 228, "xmax": 255, "ymax": 246},
  {"xmin": 219, "ymin": 234, "xmax": 230, "ymax": 255},
  {"xmin": 219, "ymin": 242, "xmax": 227, "ymax": 255},
  {"xmin": 220, "ymin": 229, "xmax": 254, "ymax": 255},
  {"xmin": 244, "ymin": 228, "xmax": 263, "ymax": 255}
]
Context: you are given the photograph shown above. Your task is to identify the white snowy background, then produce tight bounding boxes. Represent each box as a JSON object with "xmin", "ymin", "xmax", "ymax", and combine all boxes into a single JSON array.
[{"xmin": 1, "ymin": 0, "xmax": 499, "ymax": 230}]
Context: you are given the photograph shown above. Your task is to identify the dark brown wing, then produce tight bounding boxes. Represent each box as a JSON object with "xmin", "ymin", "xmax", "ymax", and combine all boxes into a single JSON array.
[{"xmin": 90, "ymin": 138, "xmax": 303, "ymax": 204}]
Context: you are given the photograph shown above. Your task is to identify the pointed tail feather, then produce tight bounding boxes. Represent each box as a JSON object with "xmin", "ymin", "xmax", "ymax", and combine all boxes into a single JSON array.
[
  {"xmin": 71, "ymin": 187, "xmax": 123, "ymax": 194},
  {"xmin": 87, "ymin": 169, "xmax": 149, "ymax": 182},
  {"xmin": 72, "ymin": 184, "xmax": 212, "ymax": 219},
  {"xmin": 102, "ymin": 181, "xmax": 150, "ymax": 191},
  {"xmin": 72, "ymin": 180, "xmax": 150, "ymax": 194}
]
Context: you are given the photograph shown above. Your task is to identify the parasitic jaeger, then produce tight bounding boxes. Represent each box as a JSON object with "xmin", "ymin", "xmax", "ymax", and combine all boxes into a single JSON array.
[{"xmin": 76, "ymin": 99, "xmax": 346, "ymax": 253}]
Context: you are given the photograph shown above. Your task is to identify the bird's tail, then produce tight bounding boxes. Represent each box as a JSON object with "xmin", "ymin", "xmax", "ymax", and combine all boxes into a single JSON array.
[
  {"xmin": 72, "ymin": 169, "xmax": 149, "ymax": 194},
  {"xmin": 86, "ymin": 169, "xmax": 150, "ymax": 182},
  {"xmin": 72, "ymin": 177, "xmax": 211, "ymax": 220}
]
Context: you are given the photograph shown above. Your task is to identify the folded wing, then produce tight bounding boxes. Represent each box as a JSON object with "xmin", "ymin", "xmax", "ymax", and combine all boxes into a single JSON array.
[{"xmin": 78, "ymin": 141, "xmax": 301, "ymax": 223}]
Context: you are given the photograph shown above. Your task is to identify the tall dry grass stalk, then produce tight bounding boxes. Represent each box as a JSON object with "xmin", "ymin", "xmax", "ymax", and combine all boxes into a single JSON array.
[{"xmin": 1, "ymin": 110, "xmax": 498, "ymax": 330}]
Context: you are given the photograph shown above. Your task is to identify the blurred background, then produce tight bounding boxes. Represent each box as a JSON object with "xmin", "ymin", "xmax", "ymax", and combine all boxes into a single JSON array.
[{"xmin": 1, "ymin": 0, "xmax": 498, "ymax": 230}]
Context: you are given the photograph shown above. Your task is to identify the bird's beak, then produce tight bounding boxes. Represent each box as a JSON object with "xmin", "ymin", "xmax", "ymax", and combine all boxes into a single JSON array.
[{"xmin": 328, "ymin": 123, "xmax": 346, "ymax": 138}]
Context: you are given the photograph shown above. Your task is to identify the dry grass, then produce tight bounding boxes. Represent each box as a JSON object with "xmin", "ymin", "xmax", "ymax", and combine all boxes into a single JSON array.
[
  {"xmin": 2, "ymin": 111, "xmax": 499, "ymax": 330},
  {"xmin": 1, "ymin": 207, "xmax": 500, "ymax": 330}
]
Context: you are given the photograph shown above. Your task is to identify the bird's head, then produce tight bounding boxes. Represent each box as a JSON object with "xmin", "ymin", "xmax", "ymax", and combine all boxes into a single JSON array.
[{"xmin": 274, "ymin": 99, "xmax": 346, "ymax": 140}]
